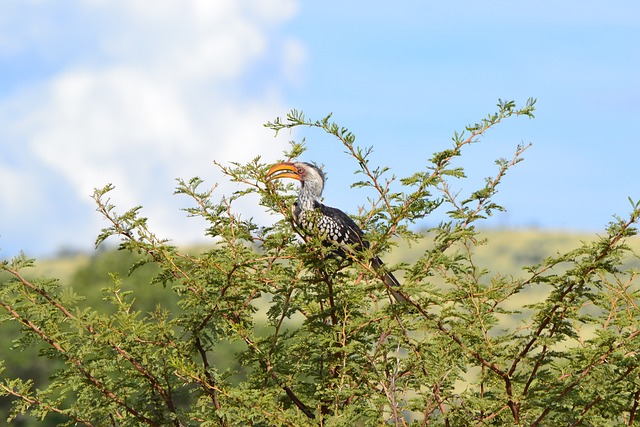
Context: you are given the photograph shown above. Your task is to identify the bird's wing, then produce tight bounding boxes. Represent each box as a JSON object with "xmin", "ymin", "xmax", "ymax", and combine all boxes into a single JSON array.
[
  {"xmin": 315, "ymin": 203, "xmax": 405, "ymax": 299},
  {"xmin": 314, "ymin": 203, "xmax": 367, "ymax": 250},
  {"xmin": 319, "ymin": 205, "xmax": 404, "ymax": 298}
]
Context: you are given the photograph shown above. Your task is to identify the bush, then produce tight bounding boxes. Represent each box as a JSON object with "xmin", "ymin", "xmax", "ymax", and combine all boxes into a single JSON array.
[{"xmin": 2, "ymin": 99, "xmax": 640, "ymax": 426}]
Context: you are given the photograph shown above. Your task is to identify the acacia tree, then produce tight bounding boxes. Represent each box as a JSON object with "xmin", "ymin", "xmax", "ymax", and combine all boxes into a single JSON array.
[{"xmin": 2, "ymin": 99, "xmax": 640, "ymax": 426}]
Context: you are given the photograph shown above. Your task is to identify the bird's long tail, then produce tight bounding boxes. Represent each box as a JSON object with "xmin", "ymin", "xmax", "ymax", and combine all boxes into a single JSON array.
[{"xmin": 370, "ymin": 256, "xmax": 406, "ymax": 302}]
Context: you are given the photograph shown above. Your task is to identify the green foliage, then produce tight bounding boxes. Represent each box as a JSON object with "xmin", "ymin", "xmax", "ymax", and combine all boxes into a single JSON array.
[{"xmin": 2, "ymin": 99, "xmax": 640, "ymax": 426}]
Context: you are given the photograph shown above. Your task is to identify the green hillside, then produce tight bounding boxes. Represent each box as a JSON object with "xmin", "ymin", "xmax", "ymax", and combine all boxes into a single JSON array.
[
  {"xmin": 387, "ymin": 227, "xmax": 640, "ymax": 274},
  {"xmin": 25, "ymin": 228, "xmax": 640, "ymax": 281},
  {"xmin": 18, "ymin": 227, "xmax": 640, "ymax": 335}
]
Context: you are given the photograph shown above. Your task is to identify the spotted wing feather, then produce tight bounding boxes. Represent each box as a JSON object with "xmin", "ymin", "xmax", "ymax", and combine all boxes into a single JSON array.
[
  {"xmin": 294, "ymin": 201, "xmax": 403, "ymax": 296},
  {"xmin": 294, "ymin": 201, "xmax": 366, "ymax": 249}
]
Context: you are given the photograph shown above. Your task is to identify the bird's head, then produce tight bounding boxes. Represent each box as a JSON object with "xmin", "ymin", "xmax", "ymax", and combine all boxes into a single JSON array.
[{"xmin": 266, "ymin": 161, "xmax": 325, "ymax": 199}]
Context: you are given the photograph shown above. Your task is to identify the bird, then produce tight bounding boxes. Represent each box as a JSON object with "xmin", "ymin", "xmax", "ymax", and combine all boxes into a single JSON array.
[{"xmin": 266, "ymin": 161, "xmax": 404, "ymax": 299}]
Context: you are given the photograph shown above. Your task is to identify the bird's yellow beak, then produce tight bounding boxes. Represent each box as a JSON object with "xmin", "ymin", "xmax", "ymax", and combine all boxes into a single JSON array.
[{"xmin": 266, "ymin": 162, "xmax": 301, "ymax": 181}]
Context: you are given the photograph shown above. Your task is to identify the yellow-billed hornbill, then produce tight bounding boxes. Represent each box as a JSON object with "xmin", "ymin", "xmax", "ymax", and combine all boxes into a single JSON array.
[{"xmin": 266, "ymin": 161, "xmax": 402, "ymax": 294}]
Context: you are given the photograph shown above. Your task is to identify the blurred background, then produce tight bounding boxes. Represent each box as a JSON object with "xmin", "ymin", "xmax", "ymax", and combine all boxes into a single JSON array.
[{"xmin": 1, "ymin": 0, "xmax": 639, "ymax": 259}]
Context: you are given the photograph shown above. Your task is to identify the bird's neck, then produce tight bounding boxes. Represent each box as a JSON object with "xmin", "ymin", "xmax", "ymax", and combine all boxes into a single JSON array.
[
  {"xmin": 296, "ymin": 179, "xmax": 324, "ymax": 212},
  {"xmin": 297, "ymin": 188, "xmax": 319, "ymax": 211}
]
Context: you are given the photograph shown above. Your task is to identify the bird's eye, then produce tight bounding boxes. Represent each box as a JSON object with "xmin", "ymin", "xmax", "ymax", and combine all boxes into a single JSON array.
[{"xmin": 297, "ymin": 167, "xmax": 305, "ymax": 175}]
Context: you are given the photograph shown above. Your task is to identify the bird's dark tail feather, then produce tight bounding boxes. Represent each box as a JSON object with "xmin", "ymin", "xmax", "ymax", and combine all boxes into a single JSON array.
[{"xmin": 371, "ymin": 256, "xmax": 407, "ymax": 302}]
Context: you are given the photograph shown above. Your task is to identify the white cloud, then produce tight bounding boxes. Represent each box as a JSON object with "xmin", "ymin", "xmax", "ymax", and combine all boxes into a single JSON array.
[
  {"xmin": 281, "ymin": 38, "xmax": 307, "ymax": 87},
  {"xmin": 0, "ymin": 0, "xmax": 303, "ymax": 257}
]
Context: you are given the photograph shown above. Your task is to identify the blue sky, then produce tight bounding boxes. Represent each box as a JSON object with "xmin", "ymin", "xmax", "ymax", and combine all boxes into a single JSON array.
[{"xmin": 1, "ymin": 1, "xmax": 639, "ymax": 258}]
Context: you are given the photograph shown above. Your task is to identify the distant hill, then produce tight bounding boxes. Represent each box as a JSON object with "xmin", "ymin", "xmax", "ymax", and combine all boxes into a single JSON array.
[
  {"xmin": 386, "ymin": 228, "xmax": 640, "ymax": 276},
  {"xmin": 21, "ymin": 228, "xmax": 640, "ymax": 283}
]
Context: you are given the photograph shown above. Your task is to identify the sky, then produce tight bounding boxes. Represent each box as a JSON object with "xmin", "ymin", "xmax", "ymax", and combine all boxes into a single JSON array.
[{"xmin": 0, "ymin": 1, "xmax": 639, "ymax": 259}]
